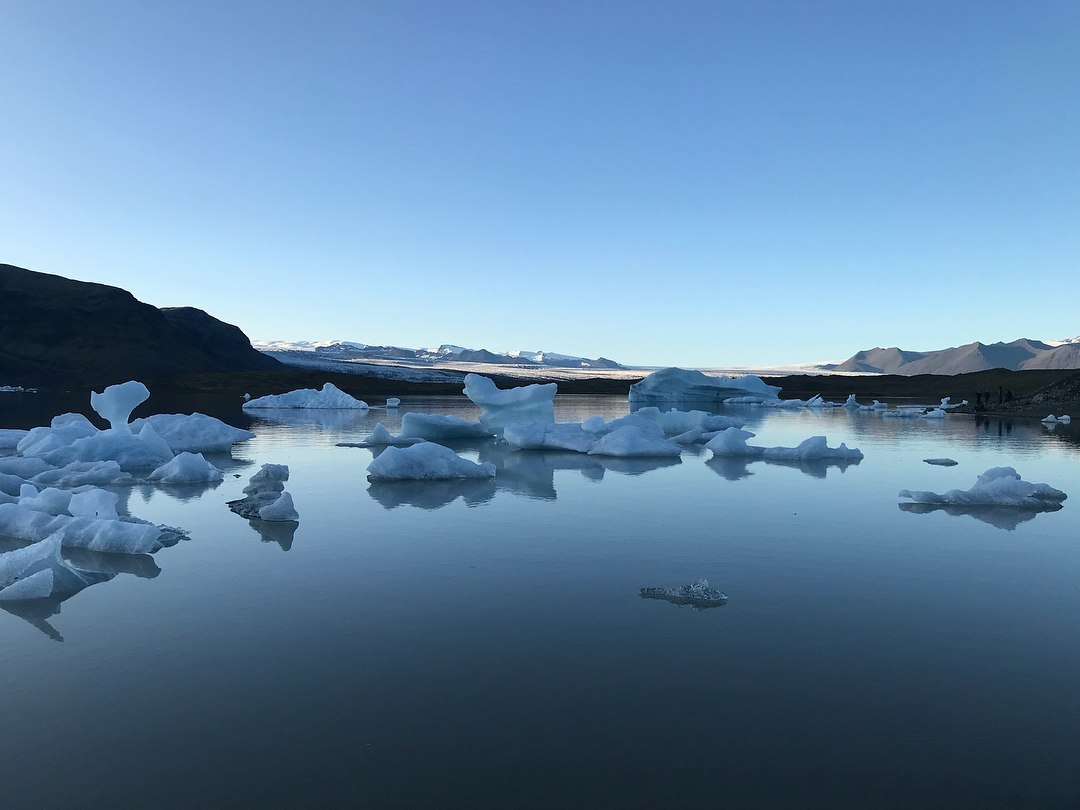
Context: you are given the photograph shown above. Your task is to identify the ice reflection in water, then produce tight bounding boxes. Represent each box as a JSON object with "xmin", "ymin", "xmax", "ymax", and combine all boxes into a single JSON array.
[{"xmin": 898, "ymin": 501, "xmax": 1063, "ymax": 531}]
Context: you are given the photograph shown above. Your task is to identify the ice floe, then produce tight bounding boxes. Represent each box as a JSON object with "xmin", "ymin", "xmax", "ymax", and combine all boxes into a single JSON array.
[
  {"xmin": 228, "ymin": 464, "xmax": 298, "ymax": 521},
  {"xmin": 899, "ymin": 467, "xmax": 1067, "ymax": 508},
  {"xmin": 705, "ymin": 428, "xmax": 864, "ymax": 461},
  {"xmin": 640, "ymin": 578, "xmax": 728, "ymax": 609},
  {"xmin": 130, "ymin": 413, "xmax": 254, "ymax": 453},
  {"xmin": 243, "ymin": 382, "xmax": 369, "ymax": 410},
  {"xmin": 337, "ymin": 423, "xmax": 426, "ymax": 448},
  {"xmin": 385, "ymin": 397, "xmax": 401, "ymax": 408},
  {"xmin": 1042, "ymin": 414, "xmax": 1072, "ymax": 423},
  {"xmin": 0, "ymin": 503, "xmax": 166, "ymax": 554},
  {"xmin": 148, "ymin": 452, "xmax": 225, "ymax": 484},
  {"xmin": 629, "ymin": 367, "xmax": 781, "ymax": 407},
  {"xmin": 0, "ymin": 429, "xmax": 28, "ymax": 450},
  {"xmin": 923, "ymin": 458, "xmax": 959, "ymax": 466},
  {"xmin": 587, "ymin": 426, "xmax": 682, "ymax": 458},
  {"xmin": 367, "ymin": 443, "xmax": 496, "ymax": 481},
  {"xmin": 463, "ymin": 374, "xmax": 556, "ymax": 429}
]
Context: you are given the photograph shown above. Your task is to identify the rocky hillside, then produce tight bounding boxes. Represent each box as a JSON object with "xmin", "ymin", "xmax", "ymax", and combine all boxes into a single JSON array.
[{"xmin": 0, "ymin": 263, "xmax": 281, "ymax": 386}]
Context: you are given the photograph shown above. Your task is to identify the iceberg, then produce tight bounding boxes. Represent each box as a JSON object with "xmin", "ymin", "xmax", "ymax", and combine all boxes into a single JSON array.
[
  {"xmin": 628, "ymin": 368, "xmax": 781, "ymax": 408},
  {"xmin": 503, "ymin": 421, "xmax": 597, "ymax": 454},
  {"xmin": 30, "ymin": 461, "xmax": 134, "ymax": 489},
  {"xmin": 385, "ymin": 397, "xmax": 401, "ymax": 408},
  {"xmin": 921, "ymin": 409, "xmax": 947, "ymax": 419},
  {"xmin": 398, "ymin": 412, "xmax": 495, "ymax": 441},
  {"xmin": 0, "ymin": 429, "xmax": 28, "ymax": 450},
  {"xmin": 148, "ymin": 452, "xmax": 224, "ymax": 484},
  {"xmin": 0, "ymin": 534, "xmax": 99, "ymax": 602},
  {"xmin": 640, "ymin": 578, "xmax": 728, "ymax": 609},
  {"xmin": 89, "ymin": 380, "xmax": 150, "ymax": 433},
  {"xmin": 68, "ymin": 489, "xmax": 121, "ymax": 519},
  {"xmin": 899, "ymin": 467, "xmax": 1067, "ymax": 507},
  {"xmin": 367, "ymin": 443, "xmax": 496, "ymax": 481},
  {"xmin": 923, "ymin": 458, "xmax": 959, "ymax": 466},
  {"xmin": 858, "ymin": 400, "xmax": 889, "ymax": 411},
  {"xmin": 587, "ymin": 426, "xmax": 682, "ymax": 458},
  {"xmin": 632, "ymin": 407, "xmax": 743, "ymax": 436},
  {"xmin": 1042, "ymin": 414, "xmax": 1072, "ymax": 424},
  {"xmin": 227, "ymin": 464, "xmax": 298, "ymax": 522},
  {"xmin": 130, "ymin": 413, "xmax": 254, "ymax": 453},
  {"xmin": 462, "ymin": 374, "xmax": 556, "ymax": 429},
  {"xmin": 705, "ymin": 428, "xmax": 864, "ymax": 461},
  {"xmin": 0, "ymin": 503, "xmax": 164, "ymax": 554},
  {"xmin": 17, "ymin": 414, "xmax": 98, "ymax": 457},
  {"xmin": 243, "ymin": 382, "xmax": 369, "ymax": 410},
  {"xmin": 336, "ymin": 423, "xmax": 425, "ymax": 448},
  {"xmin": 38, "ymin": 422, "xmax": 175, "ymax": 471}
]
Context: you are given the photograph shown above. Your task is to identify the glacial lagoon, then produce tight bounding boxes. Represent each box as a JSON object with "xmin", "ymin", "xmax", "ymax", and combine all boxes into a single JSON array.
[{"xmin": 2, "ymin": 394, "xmax": 1079, "ymax": 807}]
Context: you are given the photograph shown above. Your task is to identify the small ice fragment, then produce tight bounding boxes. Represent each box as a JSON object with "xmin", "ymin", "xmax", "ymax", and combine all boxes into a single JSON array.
[
  {"xmin": 640, "ymin": 578, "xmax": 728, "ymax": 609},
  {"xmin": 258, "ymin": 491, "xmax": 299, "ymax": 521},
  {"xmin": 385, "ymin": 397, "xmax": 401, "ymax": 408},
  {"xmin": 923, "ymin": 458, "xmax": 959, "ymax": 466}
]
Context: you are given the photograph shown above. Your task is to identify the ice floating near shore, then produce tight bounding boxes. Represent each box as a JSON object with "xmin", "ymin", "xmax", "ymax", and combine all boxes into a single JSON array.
[
  {"xmin": 705, "ymin": 428, "xmax": 863, "ymax": 461},
  {"xmin": 337, "ymin": 423, "xmax": 425, "ymax": 448},
  {"xmin": 1042, "ymin": 414, "xmax": 1072, "ymax": 423},
  {"xmin": 899, "ymin": 467, "xmax": 1067, "ymax": 508},
  {"xmin": 399, "ymin": 413, "xmax": 495, "ymax": 441},
  {"xmin": 629, "ymin": 367, "xmax": 781, "ymax": 408},
  {"xmin": 463, "ymin": 374, "xmax": 556, "ymax": 429},
  {"xmin": 130, "ymin": 414, "xmax": 254, "ymax": 453},
  {"xmin": 367, "ymin": 443, "xmax": 496, "ymax": 481},
  {"xmin": 385, "ymin": 398, "xmax": 401, "ymax": 408},
  {"xmin": 228, "ymin": 464, "xmax": 298, "ymax": 521},
  {"xmin": 148, "ymin": 452, "xmax": 224, "ymax": 484},
  {"xmin": 243, "ymin": 382, "xmax": 368, "ymax": 410},
  {"xmin": 640, "ymin": 578, "xmax": 728, "ymax": 609},
  {"xmin": 923, "ymin": 458, "xmax": 958, "ymax": 466}
]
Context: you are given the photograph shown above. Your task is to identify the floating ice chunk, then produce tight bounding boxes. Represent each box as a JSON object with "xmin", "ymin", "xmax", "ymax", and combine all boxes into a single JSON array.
[
  {"xmin": 462, "ymin": 374, "xmax": 556, "ymax": 429},
  {"xmin": 30, "ymin": 461, "xmax": 133, "ymax": 489},
  {"xmin": 39, "ymin": 422, "xmax": 175, "ymax": 471},
  {"xmin": 398, "ymin": 413, "xmax": 495, "ymax": 441},
  {"xmin": 858, "ymin": 400, "xmax": 888, "ymax": 411},
  {"xmin": 367, "ymin": 443, "xmax": 496, "ymax": 481},
  {"xmin": 0, "ymin": 429, "xmax": 28, "ymax": 450},
  {"xmin": 669, "ymin": 428, "xmax": 708, "ymax": 445},
  {"xmin": 632, "ymin": 407, "xmax": 743, "ymax": 436},
  {"xmin": 629, "ymin": 367, "xmax": 781, "ymax": 407},
  {"xmin": 17, "ymin": 414, "xmax": 98, "ymax": 457},
  {"xmin": 228, "ymin": 464, "xmax": 297, "ymax": 520},
  {"xmin": 587, "ymin": 426, "xmax": 682, "ymax": 458},
  {"xmin": 0, "ymin": 457, "xmax": 53, "ymax": 479},
  {"xmin": 1060, "ymin": 415, "xmax": 1072, "ymax": 424},
  {"xmin": 503, "ymin": 421, "xmax": 596, "ymax": 453},
  {"xmin": 337, "ymin": 423, "xmax": 426, "ymax": 448},
  {"xmin": 243, "ymin": 382, "xmax": 369, "ymax": 409},
  {"xmin": 130, "ymin": 413, "xmax": 254, "ymax": 453},
  {"xmin": 90, "ymin": 381, "xmax": 150, "ymax": 434},
  {"xmin": 899, "ymin": 466, "xmax": 1067, "ymax": 507},
  {"xmin": 640, "ymin": 578, "xmax": 728, "ymax": 609},
  {"xmin": 1041, "ymin": 414, "xmax": 1058, "ymax": 423},
  {"xmin": 0, "ymin": 534, "xmax": 97, "ymax": 602},
  {"xmin": 581, "ymin": 416, "xmax": 608, "ymax": 433},
  {"xmin": 385, "ymin": 397, "xmax": 401, "ymax": 408},
  {"xmin": 242, "ymin": 393, "xmax": 251, "ymax": 401},
  {"xmin": 68, "ymin": 489, "xmax": 120, "ymax": 519},
  {"xmin": 18, "ymin": 485, "xmax": 72, "ymax": 516},
  {"xmin": 921, "ymin": 409, "xmax": 947, "ymax": 419},
  {"xmin": 706, "ymin": 429, "xmax": 863, "ymax": 461},
  {"xmin": 842, "ymin": 394, "xmax": 861, "ymax": 409},
  {"xmin": 258, "ymin": 491, "xmax": 299, "ymax": 521},
  {"xmin": 0, "ymin": 503, "xmax": 163, "ymax": 554},
  {"xmin": 148, "ymin": 452, "xmax": 224, "ymax": 484},
  {"xmin": 923, "ymin": 458, "xmax": 959, "ymax": 466},
  {"xmin": 881, "ymin": 409, "xmax": 922, "ymax": 418},
  {"xmin": 704, "ymin": 428, "xmax": 764, "ymax": 457}
]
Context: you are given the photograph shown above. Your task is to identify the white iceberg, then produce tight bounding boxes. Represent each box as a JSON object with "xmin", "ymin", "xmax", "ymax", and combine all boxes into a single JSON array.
[
  {"xmin": 858, "ymin": 400, "xmax": 889, "ymax": 411},
  {"xmin": 632, "ymin": 407, "xmax": 743, "ymax": 436},
  {"xmin": 17, "ymin": 414, "xmax": 98, "ymax": 457},
  {"xmin": 147, "ymin": 452, "xmax": 224, "ymax": 484},
  {"xmin": 463, "ymin": 374, "xmax": 556, "ymax": 429},
  {"xmin": 90, "ymin": 380, "xmax": 150, "ymax": 433},
  {"xmin": 243, "ymin": 382, "xmax": 369, "ymax": 410},
  {"xmin": 38, "ymin": 422, "xmax": 175, "ymax": 471},
  {"xmin": 587, "ymin": 426, "xmax": 682, "ymax": 458},
  {"xmin": 628, "ymin": 368, "xmax": 781, "ymax": 408},
  {"xmin": 258, "ymin": 491, "xmax": 299, "ymax": 521},
  {"xmin": 130, "ymin": 413, "xmax": 254, "ymax": 453},
  {"xmin": 503, "ymin": 422, "xmax": 597, "ymax": 454},
  {"xmin": 18, "ymin": 484, "xmax": 73, "ymax": 516},
  {"xmin": 0, "ymin": 534, "xmax": 97, "ymax": 602},
  {"xmin": 398, "ymin": 412, "xmax": 495, "ymax": 441},
  {"xmin": 842, "ymin": 394, "xmax": 861, "ymax": 409},
  {"xmin": 705, "ymin": 428, "xmax": 863, "ymax": 461},
  {"xmin": 0, "ymin": 429, "xmax": 28, "ymax": 450},
  {"xmin": 68, "ymin": 489, "xmax": 120, "ymax": 519},
  {"xmin": 1042, "ymin": 414, "xmax": 1072, "ymax": 424},
  {"xmin": 899, "ymin": 467, "xmax": 1067, "ymax": 507},
  {"xmin": 0, "ymin": 503, "xmax": 163, "ymax": 554},
  {"xmin": 30, "ymin": 461, "xmax": 134, "ymax": 489},
  {"xmin": 337, "ymin": 423, "xmax": 425, "ymax": 448},
  {"xmin": 385, "ymin": 397, "xmax": 401, "ymax": 408},
  {"xmin": 367, "ymin": 443, "xmax": 496, "ymax": 481}
]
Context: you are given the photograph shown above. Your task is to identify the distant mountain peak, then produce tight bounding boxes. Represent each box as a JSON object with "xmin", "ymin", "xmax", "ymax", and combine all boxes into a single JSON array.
[{"xmin": 834, "ymin": 337, "xmax": 1080, "ymax": 375}]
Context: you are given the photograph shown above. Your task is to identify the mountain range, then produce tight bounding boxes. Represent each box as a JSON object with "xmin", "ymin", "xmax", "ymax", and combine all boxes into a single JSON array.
[
  {"xmin": 253, "ymin": 340, "xmax": 624, "ymax": 370},
  {"xmin": 829, "ymin": 337, "xmax": 1080, "ymax": 375}
]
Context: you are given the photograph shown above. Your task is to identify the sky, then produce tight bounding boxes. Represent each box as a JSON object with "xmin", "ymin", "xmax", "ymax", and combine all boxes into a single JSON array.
[{"xmin": 2, "ymin": 1, "xmax": 1078, "ymax": 367}]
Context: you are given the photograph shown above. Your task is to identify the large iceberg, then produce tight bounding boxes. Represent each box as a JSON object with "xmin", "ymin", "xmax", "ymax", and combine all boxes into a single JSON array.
[
  {"xmin": 367, "ymin": 443, "xmax": 496, "ymax": 481},
  {"xmin": 243, "ymin": 382, "xmax": 369, "ymax": 410},
  {"xmin": 0, "ymin": 503, "xmax": 164, "ymax": 554},
  {"xmin": 705, "ymin": 428, "xmax": 864, "ymax": 461},
  {"xmin": 463, "ymin": 374, "xmax": 556, "ymax": 429},
  {"xmin": 629, "ymin": 368, "xmax": 781, "ymax": 408},
  {"xmin": 899, "ymin": 467, "xmax": 1067, "ymax": 508},
  {"xmin": 130, "ymin": 413, "xmax": 254, "ymax": 453}
]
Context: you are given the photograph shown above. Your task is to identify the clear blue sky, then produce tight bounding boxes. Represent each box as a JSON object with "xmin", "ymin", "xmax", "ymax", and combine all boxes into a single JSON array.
[{"xmin": 2, "ymin": 1, "xmax": 1078, "ymax": 366}]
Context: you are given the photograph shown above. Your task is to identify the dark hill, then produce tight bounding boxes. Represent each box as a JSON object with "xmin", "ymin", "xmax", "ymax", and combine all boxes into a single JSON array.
[{"xmin": 0, "ymin": 263, "xmax": 281, "ymax": 386}]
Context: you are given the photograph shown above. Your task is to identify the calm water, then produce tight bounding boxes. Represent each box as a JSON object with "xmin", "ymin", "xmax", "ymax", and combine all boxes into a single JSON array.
[{"xmin": 2, "ymin": 395, "xmax": 1079, "ymax": 808}]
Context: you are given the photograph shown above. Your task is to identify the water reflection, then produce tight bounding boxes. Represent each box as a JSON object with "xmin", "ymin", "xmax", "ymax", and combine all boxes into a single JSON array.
[
  {"xmin": 705, "ymin": 455, "xmax": 860, "ymax": 480},
  {"xmin": 898, "ymin": 501, "xmax": 1064, "ymax": 531},
  {"xmin": 249, "ymin": 410, "xmax": 372, "ymax": 431},
  {"xmin": 241, "ymin": 518, "xmax": 299, "ymax": 551},
  {"xmin": 368, "ymin": 478, "xmax": 497, "ymax": 510}
]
